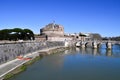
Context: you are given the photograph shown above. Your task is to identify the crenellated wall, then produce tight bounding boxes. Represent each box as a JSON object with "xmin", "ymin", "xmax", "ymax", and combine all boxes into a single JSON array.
[{"xmin": 0, "ymin": 41, "xmax": 64, "ymax": 64}]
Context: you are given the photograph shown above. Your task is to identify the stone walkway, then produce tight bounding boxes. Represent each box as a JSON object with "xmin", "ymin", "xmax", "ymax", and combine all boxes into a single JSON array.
[{"xmin": 0, "ymin": 46, "xmax": 63, "ymax": 80}]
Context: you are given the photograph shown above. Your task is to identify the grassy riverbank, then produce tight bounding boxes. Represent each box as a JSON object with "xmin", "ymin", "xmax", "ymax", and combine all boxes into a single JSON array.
[{"xmin": 3, "ymin": 56, "xmax": 42, "ymax": 80}]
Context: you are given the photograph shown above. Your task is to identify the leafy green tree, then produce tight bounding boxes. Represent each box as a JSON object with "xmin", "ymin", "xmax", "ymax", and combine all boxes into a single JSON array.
[
  {"xmin": 0, "ymin": 29, "xmax": 11, "ymax": 40},
  {"xmin": 90, "ymin": 33, "xmax": 102, "ymax": 40},
  {"xmin": 0, "ymin": 28, "xmax": 34, "ymax": 41},
  {"xmin": 23, "ymin": 29, "xmax": 34, "ymax": 40}
]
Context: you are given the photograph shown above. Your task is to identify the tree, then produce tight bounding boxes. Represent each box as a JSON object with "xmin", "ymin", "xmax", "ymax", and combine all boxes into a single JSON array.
[
  {"xmin": 0, "ymin": 29, "xmax": 10, "ymax": 40},
  {"xmin": 10, "ymin": 28, "xmax": 23, "ymax": 40},
  {"xmin": 23, "ymin": 29, "xmax": 34, "ymax": 40},
  {"xmin": 0, "ymin": 28, "xmax": 34, "ymax": 41},
  {"xmin": 90, "ymin": 33, "xmax": 102, "ymax": 40}
]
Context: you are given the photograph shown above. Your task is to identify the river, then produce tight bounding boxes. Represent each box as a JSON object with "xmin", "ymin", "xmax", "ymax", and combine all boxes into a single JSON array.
[{"xmin": 9, "ymin": 44, "xmax": 120, "ymax": 80}]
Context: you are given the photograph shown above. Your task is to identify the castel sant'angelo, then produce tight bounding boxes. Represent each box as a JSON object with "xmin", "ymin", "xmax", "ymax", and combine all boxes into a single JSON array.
[{"xmin": 40, "ymin": 23, "xmax": 64, "ymax": 37}]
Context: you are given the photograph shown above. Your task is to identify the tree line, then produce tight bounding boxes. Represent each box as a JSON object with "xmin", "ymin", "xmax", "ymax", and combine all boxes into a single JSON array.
[
  {"xmin": 0, "ymin": 28, "xmax": 34, "ymax": 41},
  {"xmin": 102, "ymin": 36, "xmax": 120, "ymax": 41}
]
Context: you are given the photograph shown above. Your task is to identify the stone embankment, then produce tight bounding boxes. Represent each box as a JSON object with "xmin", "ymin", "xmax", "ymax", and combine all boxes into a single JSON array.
[
  {"xmin": 0, "ymin": 41, "xmax": 64, "ymax": 65},
  {"xmin": 0, "ymin": 40, "xmax": 74, "ymax": 80}
]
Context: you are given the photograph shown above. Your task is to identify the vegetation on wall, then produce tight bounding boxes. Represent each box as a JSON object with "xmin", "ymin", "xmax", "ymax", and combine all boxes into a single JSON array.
[{"xmin": 0, "ymin": 28, "xmax": 34, "ymax": 41}]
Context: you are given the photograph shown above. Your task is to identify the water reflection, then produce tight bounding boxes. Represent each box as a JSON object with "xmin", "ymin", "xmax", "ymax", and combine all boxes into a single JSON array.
[
  {"xmin": 92, "ymin": 49, "xmax": 98, "ymax": 55},
  {"xmin": 64, "ymin": 50, "xmax": 69, "ymax": 54},
  {"xmin": 75, "ymin": 44, "xmax": 120, "ymax": 57},
  {"xmin": 106, "ymin": 50, "xmax": 112, "ymax": 56}
]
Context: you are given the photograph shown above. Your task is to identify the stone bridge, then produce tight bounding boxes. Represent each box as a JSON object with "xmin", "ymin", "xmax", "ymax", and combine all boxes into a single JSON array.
[{"xmin": 76, "ymin": 40, "xmax": 120, "ymax": 49}]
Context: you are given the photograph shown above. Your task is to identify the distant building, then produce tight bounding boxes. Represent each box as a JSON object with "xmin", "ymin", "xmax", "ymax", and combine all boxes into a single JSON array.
[{"xmin": 40, "ymin": 23, "xmax": 64, "ymax": 37}]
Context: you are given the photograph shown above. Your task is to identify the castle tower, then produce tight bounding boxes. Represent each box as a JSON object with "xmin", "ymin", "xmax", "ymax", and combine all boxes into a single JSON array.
[{"xmin": 40, "ymin": 23, "xmax": 64, "ymax": 37}]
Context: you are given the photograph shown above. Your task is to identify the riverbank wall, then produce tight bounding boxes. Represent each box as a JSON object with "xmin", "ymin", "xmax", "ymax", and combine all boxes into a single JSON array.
[
  {"xmin": 0, "ymin": 41, "xmax": 65, "ymax": 65},
  {"xmin": 0, "ymin": 40, "xmax": 76, "ymax": 80}
]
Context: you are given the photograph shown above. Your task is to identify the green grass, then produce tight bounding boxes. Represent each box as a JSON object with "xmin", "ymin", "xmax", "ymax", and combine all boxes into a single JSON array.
[
  {"xmin": 3, "ymin": 64, "xmax": 27, "ymax": 80},
  {"xmin": 3, "ymin": 56, "xmax": 42, "ymax": 80}
]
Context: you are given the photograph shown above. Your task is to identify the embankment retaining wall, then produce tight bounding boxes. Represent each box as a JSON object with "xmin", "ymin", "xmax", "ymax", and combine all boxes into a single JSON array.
[{"xmin": 0, "ymin": 41, "xmax": 64, "ymax": 64}]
